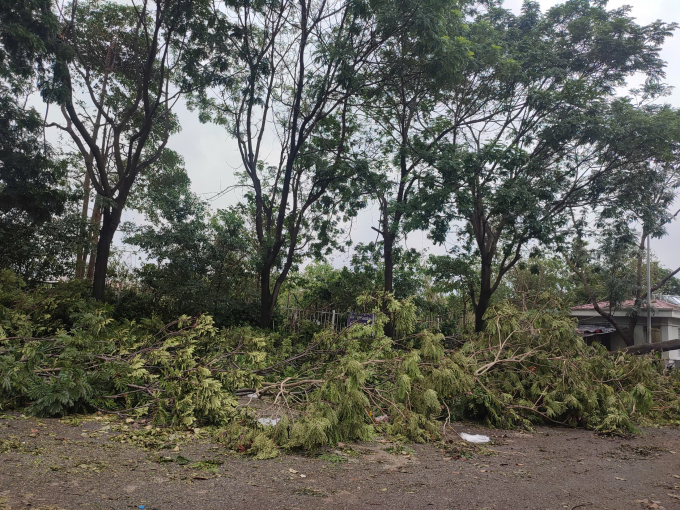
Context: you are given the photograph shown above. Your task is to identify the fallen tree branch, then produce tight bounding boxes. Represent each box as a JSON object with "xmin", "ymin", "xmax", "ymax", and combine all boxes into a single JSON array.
[{"xmin": 622, "ymin": 339, "xmax": 680, "ymax": 355}]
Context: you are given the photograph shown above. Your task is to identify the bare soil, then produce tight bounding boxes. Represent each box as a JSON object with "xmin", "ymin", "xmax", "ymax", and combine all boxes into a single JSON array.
[{"xmin": 1, "ymin": 413, "xmax": 679, "ymax": 510}]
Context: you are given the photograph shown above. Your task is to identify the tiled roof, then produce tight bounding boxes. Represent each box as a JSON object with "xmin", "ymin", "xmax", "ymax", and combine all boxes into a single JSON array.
[{"xmin": 572, "ymin": 299, "xmax": 680, "ymax": 311}]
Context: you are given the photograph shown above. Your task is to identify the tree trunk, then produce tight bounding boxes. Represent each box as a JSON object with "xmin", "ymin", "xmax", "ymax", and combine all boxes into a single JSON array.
[
  {"xmin": 474, "ymin": 258, "xmax": 493, "ymax": 333},
  {"xmin": 462, "ymin": 295, "xmax": 467, "ymax": 329},
  {"xmin": 624, "ymin": 312, "xmax": 639, "ymax": 346},
  {"xmin": 384, "ymin": 235, "xmax": 394, "ymax": 294},
  {"xmin": 85, "ymin": 204, "xmax": 102, "ymax": 281},
  {"xmin": 622, "ymin": 230, "xmax": 648, "ymax": 346},
  {"xmin": 624, "ymin": 339, "xmax": 680, "ymax": 355},
  {"xmin": 91, "ymin": 207, "xmax": 121, "ymax": 301},
  {"xmin": 383, "ymin": 234, "xmax": 395, "ymax": 337},
  {"xmin": 259, "ymin": 263, "xmax": 274, "ymax": 328},
  {"xmin": 75, "ymin": 172, "xmax": 92, "ymax": 279}
]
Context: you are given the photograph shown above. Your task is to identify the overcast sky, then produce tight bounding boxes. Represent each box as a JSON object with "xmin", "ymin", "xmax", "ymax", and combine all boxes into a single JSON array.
[{"xmin": 156, "ymin": 0, "xmax": 680, "ymax": 270}]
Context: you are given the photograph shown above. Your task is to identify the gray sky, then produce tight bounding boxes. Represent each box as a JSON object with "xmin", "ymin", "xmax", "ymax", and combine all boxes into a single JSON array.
[{"xmin": 168, "ymin": 0, "xmax": 680, "ymax": 270}]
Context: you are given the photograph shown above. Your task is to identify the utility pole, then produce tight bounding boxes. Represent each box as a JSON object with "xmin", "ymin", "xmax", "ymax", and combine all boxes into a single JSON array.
[{"xmin": 647, "ymin": 234, "xmax": 652, "ymax": 344}]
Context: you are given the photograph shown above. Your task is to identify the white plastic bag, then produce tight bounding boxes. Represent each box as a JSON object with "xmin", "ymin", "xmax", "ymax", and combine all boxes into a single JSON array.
[
  {"xmin": 459, "ymin": 432, "xmax": 490, "ymax": 443},
  {"xmin": 257, "ymin": 417, "xmax": 280, "ymax": 426}
]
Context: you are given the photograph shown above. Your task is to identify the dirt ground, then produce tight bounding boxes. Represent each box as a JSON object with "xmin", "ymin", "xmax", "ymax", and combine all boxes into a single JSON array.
[{"xmin": 1, "ymin": 412, "xmax": 679, "ymax": 510}]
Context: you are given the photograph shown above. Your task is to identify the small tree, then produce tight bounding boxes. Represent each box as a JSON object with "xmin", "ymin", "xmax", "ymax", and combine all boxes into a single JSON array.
[{"xmin": 122, "ymin": 162, "xmax": 258, "ymax": 326}]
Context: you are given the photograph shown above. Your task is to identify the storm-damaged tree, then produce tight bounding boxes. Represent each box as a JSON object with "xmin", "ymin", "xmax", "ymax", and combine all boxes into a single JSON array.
[
  {"xmin": 45, "ymin": 0, "xmax": 208, "ymax": 299},
  {"xmin": 192, "ymin": 0, "xmax": 418, "ymax": 327},
  {"xmin": 424, "ymin": 1, "xmax": 678, "ymax": 332}
]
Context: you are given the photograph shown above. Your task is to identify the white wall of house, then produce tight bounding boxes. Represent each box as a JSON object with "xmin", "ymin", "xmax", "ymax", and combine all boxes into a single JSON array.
[{"xmin": 572, "ymin": 308, "xmax": 680, "ymax": 361}]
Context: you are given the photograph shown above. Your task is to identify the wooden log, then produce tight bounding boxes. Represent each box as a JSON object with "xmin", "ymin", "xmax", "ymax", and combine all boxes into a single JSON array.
[{"xmin": 622, "ymin": 339, "xmax": 680, "ymax": 355}]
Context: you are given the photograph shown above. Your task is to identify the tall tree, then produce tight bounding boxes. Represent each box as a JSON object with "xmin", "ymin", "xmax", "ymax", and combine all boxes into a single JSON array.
[
  {"xmin": 0, "ymin": 0, "xmax": 83, "ymax": 281},
  {"xmin": 46, "ymin": 0, "xmax": 205, "ymax": 300},
  {"xmin": 359, "ymin": 0, "xmax": 469, "ymax": 305},
  {"xmin": 424, "ymin": 1, "xmax": 677, "ymax": 332},
  {"xmin": 193, "ymin": 0, "xmax": 416, "ymax": 327},
  {"xmin": 0, "ymin": 0, "xmax": 63, "ymax": 219}
]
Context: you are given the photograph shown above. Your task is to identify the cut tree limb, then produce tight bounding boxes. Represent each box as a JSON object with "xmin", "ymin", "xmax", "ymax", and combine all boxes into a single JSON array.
[{"xmin": 622, "ymin": 339, "xmax": 680, "ymax": 355}]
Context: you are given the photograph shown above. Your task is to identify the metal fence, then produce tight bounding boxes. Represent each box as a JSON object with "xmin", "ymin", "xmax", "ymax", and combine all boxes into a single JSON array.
[
  {"xmin": 275, "ymin": 306, "xmax": 453, "ymax": 335},
  {"xmin": 276, "ymin": 307, "xmax": 351, "ymax": 332}
]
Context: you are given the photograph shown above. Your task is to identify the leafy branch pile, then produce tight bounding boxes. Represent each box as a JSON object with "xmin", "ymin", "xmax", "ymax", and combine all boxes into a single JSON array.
[
  {"xmin": 0, "ymin": 271, "xmax": 265, "ymax": 426},
  {"xmin": 250, "ymin": 301, "xmax": 680, "ymax": 451},
  {"xmin": 1, "ymin": 273, "xmax": 679, "ymax": 456}
]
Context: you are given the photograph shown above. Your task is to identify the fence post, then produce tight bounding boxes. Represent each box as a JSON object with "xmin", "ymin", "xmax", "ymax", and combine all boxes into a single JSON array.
[{"xmin": 332, "ymin": 310, "xmax": 336, "ymax": 330}]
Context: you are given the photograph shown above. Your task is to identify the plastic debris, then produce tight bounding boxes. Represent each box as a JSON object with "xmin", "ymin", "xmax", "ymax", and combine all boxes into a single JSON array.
[
  {"xmin": 459, "ymin": 433, "xmax": 490, "ymax": 443},
  {"xmin": 374, "ymin": 414, "xmax": 389, "ymax": 423},
  {"xmin": 246, "ymin": 393, "xmax": 258, "ymax": 399},
  {"xmin": 258, "ymin": 417, "xmax": 280, "ymax": 426}
]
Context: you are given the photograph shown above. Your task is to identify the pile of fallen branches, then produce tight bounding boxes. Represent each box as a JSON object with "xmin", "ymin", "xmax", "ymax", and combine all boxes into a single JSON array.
[
  {"xmin": 0, "ymin": 309, "xmax": 269, "ymax": 426},
  {"xmin": 1, "ymin": 273, "xmax": 679, "ymax": 453},
  {"xmin": 244, "ymin": 302, "xmax": 680, "ymax": 450}
]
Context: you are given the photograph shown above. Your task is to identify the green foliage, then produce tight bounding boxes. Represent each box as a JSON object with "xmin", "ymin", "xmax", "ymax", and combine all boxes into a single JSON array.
[
  {"xmin": 499, "ymin": 257, "xmax": 583, "ymax": 310},
  {"xmin": 1, "ymin": 273, "xmax": 680, "ymax": 453},
  {"xmin": 0, "ymin": 273, "xmax": 266, "ymax": 426},
  {"xmin": 264, "ymin": 299, "xmax": 680, "ymax": 448},
  {"xmin": 120, "ymin": 166, "xmax": 259, "ymax": 327},
  {"xmin": 417, "ymin": 0, "xmax": 680, "ymax": 331},
  {"xmin": 0, "ymin": 83, "xmax": 83, "ymax": 284},
  {"xmin": 0, "ymin": 0, "xmax": 59, "ymax": 91}
]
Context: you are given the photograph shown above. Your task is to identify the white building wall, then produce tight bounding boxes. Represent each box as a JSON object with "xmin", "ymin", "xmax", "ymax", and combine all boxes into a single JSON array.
[
  {"xmin": 633, "ymin": 325, "xmax": 645, "ymax": 344},
  {"xmin": 661, "ymin": 325, "xmax": 671, "ymax": 343}
]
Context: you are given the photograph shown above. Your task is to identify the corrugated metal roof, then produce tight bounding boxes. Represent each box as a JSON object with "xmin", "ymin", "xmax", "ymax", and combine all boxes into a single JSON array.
[
  {"xmin": 656, "ymin": 295, "xmax": 680, "ymax": 306},
  {"xmin": 573, "ymin": 298, "xmax": 680, "ymax": 311}
]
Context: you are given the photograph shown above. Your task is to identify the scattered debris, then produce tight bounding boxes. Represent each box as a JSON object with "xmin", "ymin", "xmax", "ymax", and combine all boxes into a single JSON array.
[
  {"xmin": 460, "ymin": 433, "xmax": 490, "ymax": 443},
  {"xmin": 609, "ymin": 444, "xmax": 667, "ymax": 460},
  {"xmin": 635, "ymin": 499, "xmax": 666, "ymax": 510},
  {"xmin": 257, "ymin": 417, "xmax": 280, "ymax": 426},
  {"xmin": 293, "ymin": 487, "xmax": 327, "ymax": 497}
]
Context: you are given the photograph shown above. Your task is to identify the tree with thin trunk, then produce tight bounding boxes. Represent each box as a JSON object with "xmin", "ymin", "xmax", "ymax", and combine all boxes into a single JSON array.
[
  {"xmin": 568, "ymin": 157, "xmax": 680, "ymax": 346},
  {"xmin": 46, "ymin": 0, "xmax": 202, "ymax": 300},
  {"xmin": 193, "ymin": 0, "xmax": 418, "ymax": 327},
  {"xmin": 359, "ymin": 0, "xmax": 470, "ymax": 303}
]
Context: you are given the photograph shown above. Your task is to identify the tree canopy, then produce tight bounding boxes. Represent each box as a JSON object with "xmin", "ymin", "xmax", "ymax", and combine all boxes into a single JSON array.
[{"xmin": 1, "ymin": 0, "xmax": 679, "ymax": 339}]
